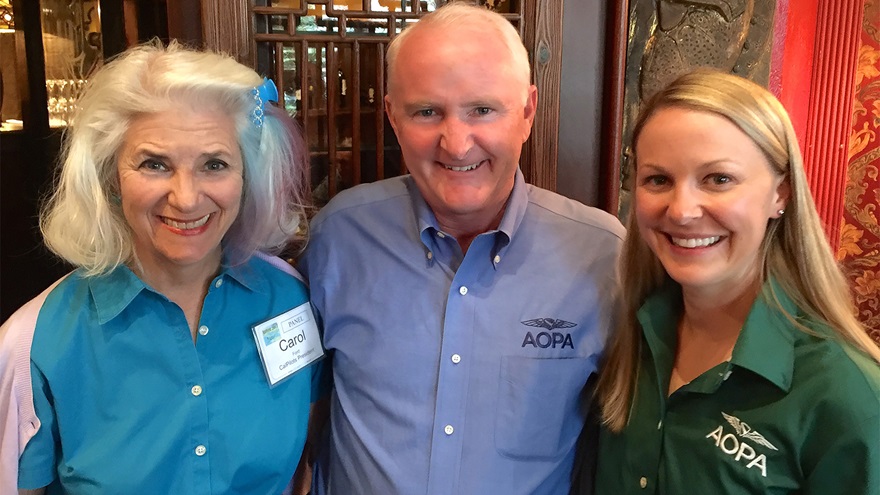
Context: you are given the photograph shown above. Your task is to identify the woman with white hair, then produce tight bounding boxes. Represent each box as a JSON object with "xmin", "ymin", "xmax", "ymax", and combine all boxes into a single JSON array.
[{"xmin": 1, "ymin": 42, "xmax": 322, "ymax": 494}]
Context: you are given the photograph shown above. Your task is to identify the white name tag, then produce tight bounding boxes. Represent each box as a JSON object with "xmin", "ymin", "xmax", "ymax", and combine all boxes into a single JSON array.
[{"xmin": 252, "ymin": 302, "xmax": 325, "ymax": 387}]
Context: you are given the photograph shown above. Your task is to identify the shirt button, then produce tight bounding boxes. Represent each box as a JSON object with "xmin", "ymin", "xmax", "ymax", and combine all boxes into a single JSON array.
[
  {"xmin": 451, "ymin": 354, "xmax": 461, "ymax": 364},
  {"xmin": 639, "ymin": 477, "xmax": 647, "ymax": 489},
  {"xmin": 444, "ymin": 425, "xmax": 454, "ymax": 435},
  {"xmin": 437, "ymin": 231, "xmax": 446, "ymax": 238},
  {"xmin": 459, "ymin": 286, "xmax": 468, "ymax": 296},
  {"xmin": 198, "ymin": 325, "xmax": 209, "ymax": 336},
  {"xmin": 426, "ymin": 251, "xmax": 433, "ymax": 260},
  {"xmin": 191, "ymin": 385, "xmax": 203, "ymax": 396},
  {"xmin": 195, "ymin": 445, "xmax": 207, "ymax": 456},
  {"xmin": 214, "ymin": 279, "xmax": 223, "ymax": 288},
  {"xmin": 493, "ymin": 255, "xmax": 501, "ymax": 264},
  {"xmin": 657, "ymin": 420, "xmax": 662, "ymax": 429}
]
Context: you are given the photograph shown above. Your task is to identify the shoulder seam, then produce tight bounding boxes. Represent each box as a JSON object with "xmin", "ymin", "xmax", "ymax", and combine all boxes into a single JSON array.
[
  {"xmin": 526, "ymin": 198, "xmax": 625, "ymax": 241},
  {"xmin": 314, "ymin": 187, "xmax": 412, "ymax": 226}
]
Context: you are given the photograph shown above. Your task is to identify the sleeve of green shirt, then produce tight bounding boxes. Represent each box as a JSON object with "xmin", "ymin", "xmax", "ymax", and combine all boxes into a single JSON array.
[{"xmin": 803, "ymin": 412, "xmax": 879, "ymax": 494}]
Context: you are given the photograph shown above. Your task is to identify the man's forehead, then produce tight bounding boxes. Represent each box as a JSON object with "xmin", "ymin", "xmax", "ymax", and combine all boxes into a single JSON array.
[
  {"xmin": 398, "ymin": 94, "xmax": 506, "ymax": 109},
  {"xmin": 402, "ymin": 23, "xmax": 506, "ymax": 56},
  {"xmin": 387, "ymin": 22, "xmax": 528, "ymax": 100}
]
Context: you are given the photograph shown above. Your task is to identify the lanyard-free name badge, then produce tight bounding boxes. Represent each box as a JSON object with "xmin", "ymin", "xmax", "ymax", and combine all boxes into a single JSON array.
[{"xmin": 252, "ymin": 302, "xmax": 325, "ymax": 387}]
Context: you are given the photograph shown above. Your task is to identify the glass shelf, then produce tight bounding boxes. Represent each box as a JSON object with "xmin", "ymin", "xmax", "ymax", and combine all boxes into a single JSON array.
[{"xmin": 0, "ymin": 0, "xmax": 102, "ymax": 133}]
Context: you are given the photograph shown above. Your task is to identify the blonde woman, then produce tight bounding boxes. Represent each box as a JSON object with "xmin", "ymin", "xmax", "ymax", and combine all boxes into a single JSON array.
[{"xmin": 594, "ymin": 70, "xmax": 880, "ymax": 494}]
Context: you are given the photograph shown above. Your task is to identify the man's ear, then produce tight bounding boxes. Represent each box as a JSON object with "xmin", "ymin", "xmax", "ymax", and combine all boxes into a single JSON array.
[
  {"xmin": 521, "ymin": 85, "xmax": 538, "ymax": 142},
  {"xmin": 384, "ymin": 95, "xmax": 399, "ymax": 134}
]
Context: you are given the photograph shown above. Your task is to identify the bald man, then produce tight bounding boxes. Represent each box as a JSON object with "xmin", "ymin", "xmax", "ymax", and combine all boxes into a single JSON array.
[{"xmin": 300, "ymin": 4, "xmax": 624, "ymax": 494}]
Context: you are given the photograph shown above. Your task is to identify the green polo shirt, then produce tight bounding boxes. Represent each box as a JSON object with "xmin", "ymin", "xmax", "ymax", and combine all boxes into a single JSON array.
[{"xmin": 595, "ymin": 282, "xmax": 880, "ymax": 494}]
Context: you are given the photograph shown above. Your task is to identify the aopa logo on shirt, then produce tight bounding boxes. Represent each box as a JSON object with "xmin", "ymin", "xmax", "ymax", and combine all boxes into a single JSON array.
[
  {"xmin": 706, "ymin": 412, "xmax": 778, "ymax": 478},
  {"xmin": 520, "ymin": 318, "xmax": 576, "ymax": 349}
]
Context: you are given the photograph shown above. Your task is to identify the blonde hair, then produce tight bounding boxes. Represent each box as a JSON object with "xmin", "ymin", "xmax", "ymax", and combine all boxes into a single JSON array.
[
  {"xmin": 385, "ymin": 1, "xmax": 531, "ymax": 96},
  {"xmin": 598, "ymin": 68, "xmax": 880, "ymax": 432},
  {"xmin": 40, "ymin": 41, "xmax": 310, "ymax": 276}
]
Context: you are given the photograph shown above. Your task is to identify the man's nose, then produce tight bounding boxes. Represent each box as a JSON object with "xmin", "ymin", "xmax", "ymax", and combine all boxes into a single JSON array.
[{"xmin": 439, "ymin": 118, "xmax": 474, "ymax": 162}]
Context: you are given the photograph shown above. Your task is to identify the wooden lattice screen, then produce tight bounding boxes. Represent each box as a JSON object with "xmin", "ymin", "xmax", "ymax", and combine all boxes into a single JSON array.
[{"xmin": 251, "ymin": 0, "xmax": 523, "ymax": 205}]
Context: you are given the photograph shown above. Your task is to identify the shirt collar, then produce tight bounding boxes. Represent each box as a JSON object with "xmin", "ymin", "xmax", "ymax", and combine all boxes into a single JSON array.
[
  {"xmin": 729, "ymin": 281, "xmax": 798, "ymax": 392},
  {"xmin": 409, "ymin": 169, "xmax": 529, "ymax": 254},
  {"xmin": 408, "ymin": 176, "xmax": 441, "ymax": 237},
  {"xmin": 496, "ymin": 168, "xmax": 529, "ymax": 241},
  {"xmin": 90, "ymin": 260, "xmax": 263, "ymax": 324},
  {"xmin": 224, "ymin": 258, "xmax": 265, "ymax": 293},
  {"xmin": 637, "ymin": 279, "xmax": 798, "ymax": 393},
  {"xmin": 90, "ymin": 265, "xmax": 149, "ymax": 324},
  {"xmin": 637, "ymin": 281, "xmax": 683, "ymax": 395}
]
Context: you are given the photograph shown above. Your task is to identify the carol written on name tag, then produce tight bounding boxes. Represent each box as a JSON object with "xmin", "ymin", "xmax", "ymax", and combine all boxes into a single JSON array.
[{"xmin": 252, "ymin": 302, "xmax": 325, "ymax": 387}]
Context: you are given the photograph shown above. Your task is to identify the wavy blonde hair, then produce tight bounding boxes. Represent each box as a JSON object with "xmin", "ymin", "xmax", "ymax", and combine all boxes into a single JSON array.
[
  {"xmin": 40, "ymin": 41, "xmax": 310, "ymax": 276},
  {"xmin": 598, "ymin": 69, "xmax": 880, "ymax": 432}
]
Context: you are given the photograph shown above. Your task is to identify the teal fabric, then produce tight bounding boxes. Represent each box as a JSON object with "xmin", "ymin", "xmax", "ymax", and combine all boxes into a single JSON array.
[{"xmin": 19, "ymin": 256, "xmax": 322, "ymax": 494}]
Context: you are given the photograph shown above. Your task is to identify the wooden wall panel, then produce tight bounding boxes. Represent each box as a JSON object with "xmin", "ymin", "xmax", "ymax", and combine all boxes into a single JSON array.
[
  {"xmin": 598, "ymin": 0, "xmax": 627, "ymax": 213},
  {"xmin": 521, "ymin": 0, "xmax": 563, "ymax": 192}
]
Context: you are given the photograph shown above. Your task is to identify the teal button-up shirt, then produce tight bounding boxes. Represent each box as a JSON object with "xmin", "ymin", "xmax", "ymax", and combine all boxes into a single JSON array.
[
  {"xmin": 596, "ymin": 282, "xmax": 880, "ymax": 494},
  {"xmin": 19, "ymin": 256, "xmax": 323, "ymax": 494}
]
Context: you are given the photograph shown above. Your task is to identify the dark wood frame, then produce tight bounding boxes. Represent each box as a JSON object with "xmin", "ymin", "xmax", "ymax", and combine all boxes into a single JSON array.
[{"xmin": 598, "ymin": 0, "xmax": 627, "ymax": 213}]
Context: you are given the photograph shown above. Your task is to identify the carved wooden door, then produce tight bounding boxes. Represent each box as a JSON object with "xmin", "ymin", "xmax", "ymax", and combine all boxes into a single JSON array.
[{"xmin": 202, "ymin": 0, "xmax": 563, "ymax": 205}]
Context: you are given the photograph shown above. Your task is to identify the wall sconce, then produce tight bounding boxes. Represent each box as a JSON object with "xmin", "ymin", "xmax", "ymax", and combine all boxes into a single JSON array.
[{"xmin": 0, "ymin": 1, "xmax": 14, "ymax": 33}]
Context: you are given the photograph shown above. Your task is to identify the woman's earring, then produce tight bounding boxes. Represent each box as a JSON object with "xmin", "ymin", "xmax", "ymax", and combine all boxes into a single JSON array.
[{"xmin": 777, "ymin": 209, "xmax": 785, "ymax": 216}]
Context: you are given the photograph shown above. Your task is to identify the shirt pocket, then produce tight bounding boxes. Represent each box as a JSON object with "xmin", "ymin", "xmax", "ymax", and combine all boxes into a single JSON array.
[{"xmin": 495, "ymin": 356, "xmax": 592, "ymax": 460}]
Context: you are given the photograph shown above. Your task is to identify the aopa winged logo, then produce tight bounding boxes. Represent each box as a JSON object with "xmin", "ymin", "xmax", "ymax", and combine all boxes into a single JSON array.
[
  {"xmin": 722, "ymin": 412, "xmax": 778, "ymax": 451},
  {"xmin": 520, "ymin": 318, "xmax": 577, "ymax": 331}
]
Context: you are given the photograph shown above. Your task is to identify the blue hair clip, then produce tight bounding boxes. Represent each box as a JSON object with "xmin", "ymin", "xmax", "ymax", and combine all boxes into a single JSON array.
[{"xmin": 251, "ymin": 77, "xmax": 279, "ymax": 128}]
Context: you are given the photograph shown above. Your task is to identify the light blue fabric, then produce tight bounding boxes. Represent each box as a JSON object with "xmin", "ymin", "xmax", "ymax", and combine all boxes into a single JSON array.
[
  {"xmin": 301, "ymin": 170, "xmax": 625, "ymax": 495},
  {"xmin": 18, "ymin": 255, "xmax": 322, "ymax": 494}
]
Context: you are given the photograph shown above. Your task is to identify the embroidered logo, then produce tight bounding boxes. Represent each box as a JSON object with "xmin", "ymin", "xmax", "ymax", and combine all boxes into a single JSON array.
[
  {"xmin": 520, "ymin": 318, "xmax": 576, "ymax": 349},
  {"xmin": 705, "ymin": 412, "xmax": 777, "ymax": 478},
  {"xmin": 722, "ymin": 412, "xmax": 778, "ymax": 451}
]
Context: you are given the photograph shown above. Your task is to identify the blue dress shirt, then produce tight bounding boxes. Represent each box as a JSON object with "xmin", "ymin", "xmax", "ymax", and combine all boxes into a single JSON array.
[
  {"xmin": 301, "ymin": 170, "xmax": 625, "ymax": 494},
  {"xmin": 18, "ymin": 256, "xmax": 322, "ymax": 494}
]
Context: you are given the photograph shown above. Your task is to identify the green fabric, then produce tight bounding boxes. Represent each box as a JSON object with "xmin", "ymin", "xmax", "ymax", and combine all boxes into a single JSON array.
[{"xmin": 595, "ymin": 282, "xmax": 880, "ymax": 494}]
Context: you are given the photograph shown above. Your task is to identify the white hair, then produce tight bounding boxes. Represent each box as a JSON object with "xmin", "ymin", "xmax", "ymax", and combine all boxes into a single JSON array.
[
  {"xmin": 385, "ymin": 2, "xmax": 531, "ymax": 96},
  {"xmin": 41, "ymin": 40, "xmax": 310, "ymax": 276}
]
